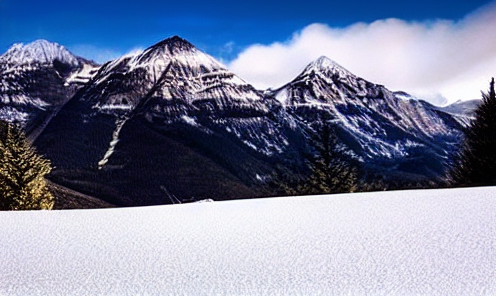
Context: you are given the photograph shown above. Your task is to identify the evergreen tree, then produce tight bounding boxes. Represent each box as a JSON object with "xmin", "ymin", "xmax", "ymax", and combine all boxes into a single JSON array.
[
  {"xmin": 271, "ymin": 121, "xmax": 358, "ymax": 196},
  {"xmin": 298, "ymin": 122, "xmax": 358, "ymax": 195},
  {"xmin": 449, "ymin": 78, "xmax": 496, "ymax": 186},
  {"xmin": 0, "ymin": 121, "xmax": 54, "ymax": 210}
]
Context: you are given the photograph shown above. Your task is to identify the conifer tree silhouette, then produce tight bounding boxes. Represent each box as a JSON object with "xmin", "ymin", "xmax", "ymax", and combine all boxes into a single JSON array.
[{"xmin": 0, "ymin": 121, "xmax": 54, "ymax": 210}]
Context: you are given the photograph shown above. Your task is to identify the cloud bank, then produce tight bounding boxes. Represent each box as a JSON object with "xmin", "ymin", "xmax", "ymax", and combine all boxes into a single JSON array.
[{"xmin": 228, "ymin": 2, "xmax": 496, "ymax": 105}]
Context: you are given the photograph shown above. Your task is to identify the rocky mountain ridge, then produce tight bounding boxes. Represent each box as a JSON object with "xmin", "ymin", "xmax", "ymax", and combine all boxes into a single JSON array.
[
  {"xmin": 0, "ymin": 40, "xmax": 99, "ymax": 138},
  {"xmin": 0, "ymin": 37, "xmax": 475, "ymax": 206},
  {"xmin": 269, "ymin": 56, "xmax": 466, "ymax": 162}
]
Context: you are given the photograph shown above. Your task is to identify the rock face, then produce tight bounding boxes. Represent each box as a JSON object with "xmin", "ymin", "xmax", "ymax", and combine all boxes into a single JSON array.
[
  {"xmin": 268, "ymin": 56, "xmax": 467, "ymax": 179},
  {"xmin": 1, "ymin": 37, "xmax": 475, "ymax": 206},
  {"xmin": 32, "ymin": 37, "xmax": 296, "ymax": 206},
  {"xmin": 0, "ymin": 40, "xmax": 99, "ymax": 138}
]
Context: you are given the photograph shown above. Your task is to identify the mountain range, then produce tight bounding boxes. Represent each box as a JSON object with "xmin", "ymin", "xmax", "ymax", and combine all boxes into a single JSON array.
[{"xmin": 0, "ymin": 37, "xmax": 478, "ymax": 207}]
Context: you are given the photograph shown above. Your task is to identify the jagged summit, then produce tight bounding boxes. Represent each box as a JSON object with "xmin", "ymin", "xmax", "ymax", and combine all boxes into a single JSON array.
[
  {"xmin": 0, "ymin": 39, "xmax": 79, "ymax": 66},
  {"xmin": 151, "ymin": 36, "xmax": 195, "ymax": 52},
  {"xmin": 311, "ymin": 56, "xmax": 345, "ymax": 70},
  {"xmin": 274, "ymin": 55, "xmax": 365, "ymax": 106},
  {"xmin": 299, "ymin": 56, "xmax": 356, "ymax": 81},
  {"xmin": 0, "ymin": 37, "xmax": 471, "ymax": 205},
  {"xmin": 136, "ymin": 35, "xmax": 207, "ymax": 64},
  {"xmin": 85, "ymin": 35, "xmax": 262, "ymax": 119},
  {"xmin": 94, "ymin": 35, "xmax": 231, "ymax": 84}
]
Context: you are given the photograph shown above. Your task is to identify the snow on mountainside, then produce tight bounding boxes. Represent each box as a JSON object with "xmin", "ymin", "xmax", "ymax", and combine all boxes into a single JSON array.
[
  {"xmin": 0, "ymin": 39, "xmax": 79, "ymax": 66},
  {"xmin": 76, "ymin": 36, "xmax": 286, "ymax": 155},
  {"xmin": 1, "ymin": 187, "xmax": 494, "ymax": 295},
  {"xmin": 3, "ymin": 36, "xmax": 479, "ymax": 205},
  {"xmin": 270, "ymin": 56, "xmax": 466, "ymax": 163},
  {"xmin": 0, "ymin": 40, "xmax": 99, "ymax": 135},
  {"xmin": 85, "ymin": 36, "xmax": 266, "ymax": 116},
  {"xmin": 33, "ymin": 36, "xmax": 294, "ymax": 206},
  {"xmin": 439, "ymin": 99, "xmax": 481, "ymax": 117}
]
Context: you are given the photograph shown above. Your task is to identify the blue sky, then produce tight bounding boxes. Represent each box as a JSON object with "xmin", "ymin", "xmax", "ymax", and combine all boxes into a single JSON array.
[
  {"xmin": 0, "ymin": 0, "xmax": 492, "ymax": 62},
  {"xmin": 1, "ymin": 0, "xmax": 496, "ymax": 104}
]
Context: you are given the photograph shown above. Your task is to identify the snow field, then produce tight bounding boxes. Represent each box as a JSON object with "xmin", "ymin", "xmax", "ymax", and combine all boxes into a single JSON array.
[{"xmin": 0, "ymin": 187, "xmax": 495, "ymax": 295}]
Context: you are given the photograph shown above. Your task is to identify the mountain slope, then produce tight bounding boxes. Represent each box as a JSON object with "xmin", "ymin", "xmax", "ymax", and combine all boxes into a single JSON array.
[
  {"xmin": 85, "ymin": 36, "xmax": 265, "ymax": 116},
  {"xmin": 269, "ymin": 56, "xmax": 467, "ymax": 180},
  {"xmin": 438, "ymin": 99, "xmax": 480, "ymax": 117},
  {"xmin": 1, "ymin": 37, "xmax": 476, "ymax": 205},
  {"xmin": 0, "ymin": 40, "xmax": 99, "ymax": 137},
  {"xmin": 34, "ymin": 36, "xmax": 296, "ymax": 206}
]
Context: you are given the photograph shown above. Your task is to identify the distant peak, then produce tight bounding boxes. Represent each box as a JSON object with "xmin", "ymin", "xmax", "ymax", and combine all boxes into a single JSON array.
[
  {"xmin": 7, "ymin": 39, "xmax": 58, "ymax": 53},
  {"xmin": 1, "ymin": 39, "xmax": 79, "ymax": 66},
  {"xmin": 7, "ymin": 39, "xmax": 53, "ymax": 49},
  {"xmin": 299, "ymin": 55, "xmax": 355, "ymax": 80},
  {"xmin": 311, "ymin": 56, "xmax": 348, "ymax": 72},
  {"xmin": 30, "ymin": 39, "xmax": 56, "ymax": 47},
  {"xmin": 109, "ymin": 35, "xmax": 228, "ymax": 80},
  {"xmin": 315, "ymin": 55, "xmax": 334, "ymax": 64}
]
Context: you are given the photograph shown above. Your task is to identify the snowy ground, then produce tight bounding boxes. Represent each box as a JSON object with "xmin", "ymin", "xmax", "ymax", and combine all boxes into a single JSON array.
[{"xmin": 1, "ymin": 187, "xmax": 495, "ymax": 296}]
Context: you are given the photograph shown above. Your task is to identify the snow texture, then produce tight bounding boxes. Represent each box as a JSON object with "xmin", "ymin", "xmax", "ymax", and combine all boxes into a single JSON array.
[
  {"xmin": 272, "ymin": 55, "xmax": 467, "ymax": 160},
  {"xmin": 0, "ymin": 40, "xmax": 79, "ymax": 67},
  {"xmin": 1, "ymin": 186, "xmax": 495, "ymax": 296},
  {"xmin": 65, "ymin": 63, "xmax": 99, "ymax": 86}
]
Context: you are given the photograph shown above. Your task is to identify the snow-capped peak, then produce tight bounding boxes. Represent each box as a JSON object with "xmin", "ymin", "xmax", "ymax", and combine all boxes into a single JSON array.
[
  {"xmin": 149, "ymin": 35, "xmax": 195, "ymax": 53},
  {"xmin": 134, "ymin": 36, "xmax": 225, "ymax": 73},
  {"xmin": 89, "ymin": 35, "xmax": 263, "ymax": 118},
  {"xmin": 95, "ymin": 35, "xmax": 253, "ymax": 90},
  {"xmin": 302, "ymin": 56, "xmax": 355, "ymax": 80},
  {"xmin": 0, "ymin": 39, "xmax": 79, "ymax": 66},
  {"xmin": 313, "ymin": 56, "xmax": 344, "ymax": 69}
]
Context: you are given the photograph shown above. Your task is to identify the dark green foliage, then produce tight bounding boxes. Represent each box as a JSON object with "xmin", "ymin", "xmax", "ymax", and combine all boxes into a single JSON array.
[
  {"xmin": 271, "ymin": 122, "xmax": 358, "ymax": 196},
  {"xmin": 449, "ymin": 78, "xmax": 496, "ymax": 186},
  {"xmin": 300, "ymin": 123, "xmax": 358, "ymax": 194},
  {"xmin": 0, "ymin": 121, "xmax": 54, "ymax": 210}
]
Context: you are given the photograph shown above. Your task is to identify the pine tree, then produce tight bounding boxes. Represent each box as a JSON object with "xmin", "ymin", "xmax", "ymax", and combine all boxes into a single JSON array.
[
  {"xmin": 271, "ymin": 121, "xmax": 358, "ymax": 196},
  {"xmin": 298, "ymin": 122, "xmax": 358, "ymax": 195},
  {"xmin": 0, "ymin": 121, "xmax": 54, "ymax": 210},
  {"xmin": 449, "ymin": 78, "xmax": 496, "ymax": 186}
]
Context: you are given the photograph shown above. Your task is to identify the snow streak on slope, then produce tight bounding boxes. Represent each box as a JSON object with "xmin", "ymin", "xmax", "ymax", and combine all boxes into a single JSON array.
[
  {"xmin": 87, "ymin": 36, "xmax": 263, "ymax": 115},
  {"xmin": 271, "ymin": 56, "xmax": 466, "ymax": 160},
  {"xmin": 1, "ymin": 187, "xmax": 495, "ymax": 296}
]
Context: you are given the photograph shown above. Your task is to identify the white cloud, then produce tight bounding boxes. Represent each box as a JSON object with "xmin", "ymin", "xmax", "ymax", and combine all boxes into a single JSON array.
[{"xmin": 228, "ymin": 2, "xmax": 496, "ymax": 105}]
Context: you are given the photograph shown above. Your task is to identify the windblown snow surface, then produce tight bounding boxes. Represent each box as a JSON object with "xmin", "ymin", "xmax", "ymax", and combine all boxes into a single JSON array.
[{"xmin": 1, "ymin": 187, "xmax": 495, "ymax": 296}]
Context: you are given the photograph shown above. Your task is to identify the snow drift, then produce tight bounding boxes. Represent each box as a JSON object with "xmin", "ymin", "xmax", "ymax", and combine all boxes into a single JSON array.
[{"xmin": 1, "ymin": 187, "xmax": 495, "ymax": 295}]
